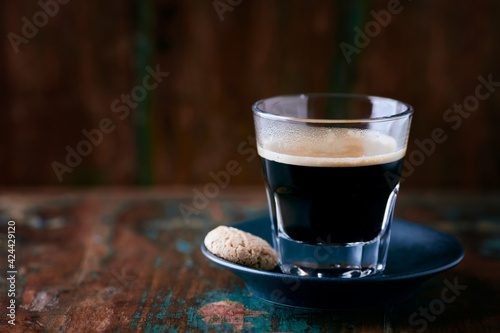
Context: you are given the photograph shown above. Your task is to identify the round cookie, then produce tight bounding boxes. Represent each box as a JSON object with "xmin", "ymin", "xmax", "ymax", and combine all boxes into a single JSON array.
[{"xmin": 204, "ymin": 226, "xmax": 278, "ymax": 271}]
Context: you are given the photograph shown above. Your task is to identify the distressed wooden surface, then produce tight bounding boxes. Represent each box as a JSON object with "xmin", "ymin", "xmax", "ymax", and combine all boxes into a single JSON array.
[{"xmin": 0, "ymin": 188, "xmax": 499, "ymax": 332}]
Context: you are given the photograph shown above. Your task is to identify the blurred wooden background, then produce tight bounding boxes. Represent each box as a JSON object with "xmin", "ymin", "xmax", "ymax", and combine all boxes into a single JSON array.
[{"xmin": 0, "ymin": 0, "xmax": 499, "ymax": 189}]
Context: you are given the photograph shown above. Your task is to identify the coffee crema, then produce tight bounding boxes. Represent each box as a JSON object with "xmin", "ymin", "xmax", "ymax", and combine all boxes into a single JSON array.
[{"xmin": 257, "ymin": 128, "xmax": 405, "ymax": 168}]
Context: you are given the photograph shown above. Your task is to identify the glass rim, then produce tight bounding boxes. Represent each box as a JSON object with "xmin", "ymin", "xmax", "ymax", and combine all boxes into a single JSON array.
[{"xmin": 252, "ymin": 93, "xmax": 414, "ymax": 124}]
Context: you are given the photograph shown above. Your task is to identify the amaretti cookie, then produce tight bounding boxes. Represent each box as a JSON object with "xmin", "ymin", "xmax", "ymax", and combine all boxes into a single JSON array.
[{"xmin": 204, "ymin": 226, "xmax": 278, "ymax": 271}]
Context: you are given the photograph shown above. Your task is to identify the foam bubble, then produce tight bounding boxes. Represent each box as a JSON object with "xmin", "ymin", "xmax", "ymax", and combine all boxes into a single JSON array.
[{"xmin": 257, "ymin": 128, "xmax": 405, "ymax": 167}]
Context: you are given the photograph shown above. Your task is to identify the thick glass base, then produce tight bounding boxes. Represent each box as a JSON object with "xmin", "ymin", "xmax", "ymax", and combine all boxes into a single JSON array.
[
  {"xmin": 277, "ymin": 232, "xmax": 389, "ymax": 278},
  {"xmin": 287, "ymin": 265, "xmax": 378, "ymax": 278}
]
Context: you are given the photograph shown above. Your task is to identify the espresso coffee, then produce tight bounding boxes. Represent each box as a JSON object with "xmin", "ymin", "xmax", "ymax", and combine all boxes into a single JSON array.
[{"xmin": 258, "ymin": 128, "xmax": 405, "ymax": 245}]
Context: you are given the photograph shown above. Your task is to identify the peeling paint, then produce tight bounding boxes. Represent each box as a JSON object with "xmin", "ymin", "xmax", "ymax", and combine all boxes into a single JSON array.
[
  {"xmin": 21, "ymin": 290, "xmax": 59, "ymax": 312},
  {"xmin": 198, "ymin": 299, "xmax": 267, "ymax": 331}
]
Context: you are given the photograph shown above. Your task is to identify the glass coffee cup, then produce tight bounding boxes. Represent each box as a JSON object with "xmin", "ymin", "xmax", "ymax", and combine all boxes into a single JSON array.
[{"xmin": 252, "ymin": 94, "xmax": 413, "ymax": 278}]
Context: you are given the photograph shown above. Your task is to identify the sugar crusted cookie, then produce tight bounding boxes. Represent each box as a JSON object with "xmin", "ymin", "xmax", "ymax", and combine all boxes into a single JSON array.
[{"xmin": 204, "ymin": 226, "xmax": 278, "ymax": 271}]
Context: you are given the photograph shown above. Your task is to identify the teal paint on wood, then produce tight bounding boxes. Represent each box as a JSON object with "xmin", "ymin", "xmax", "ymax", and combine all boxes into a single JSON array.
[
  {"xmin": 481, "ymin": 238, "xmax": 500, "ymax": 259},
  {"xmin": 331, "ymin": 1, "xmax": 369, "ymax": 93},
  {"xmin": 154, "ymin": 256, "xmax": 162, "ymax": 269},
  {"xmin": 133, "ymin": 0, "xmax": 154, "ymax": 185},
  {"xmin": 129, "ymin": 290, "xmax": 150, "ymax": 330},
  {"xmin": 131, "ymin": 286, "xmax": 337, "ymax": 332},
  {"xmin": 175, "ymin": 239, "xmax": 193, "ymax": 254}
]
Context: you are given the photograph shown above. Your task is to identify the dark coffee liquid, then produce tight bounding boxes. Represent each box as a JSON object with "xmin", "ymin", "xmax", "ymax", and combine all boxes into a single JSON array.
[{"xmin": 261, "ymin": 157, "xmax": 404, "ymax": 244}]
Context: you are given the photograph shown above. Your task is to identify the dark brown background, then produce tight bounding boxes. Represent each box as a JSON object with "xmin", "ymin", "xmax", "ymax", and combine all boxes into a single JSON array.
[{"xmin": 1, "ymin": 0, "xmax": 499, "ymax": 189}]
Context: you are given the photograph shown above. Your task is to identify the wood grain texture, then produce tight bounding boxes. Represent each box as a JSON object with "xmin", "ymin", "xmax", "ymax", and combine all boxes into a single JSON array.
[
  {"xmin": 0, "ymin": 188, "xmax": 499, "ymax": 332},
  {"xmin": 0, "ymin": 0, "xmax": 500, "ymax": 189}
]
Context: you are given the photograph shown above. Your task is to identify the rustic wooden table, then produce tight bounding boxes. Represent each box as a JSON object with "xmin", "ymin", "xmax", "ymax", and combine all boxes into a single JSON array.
[{"xmin": 0, "ymin": 188, "xmax": 499, "ymax": 332}]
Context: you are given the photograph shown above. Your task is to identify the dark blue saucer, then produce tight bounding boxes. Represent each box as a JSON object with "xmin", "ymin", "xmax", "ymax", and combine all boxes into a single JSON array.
[{"xmin": 201, "ymin": 218, "xmax": 464, "ymax": 309}]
